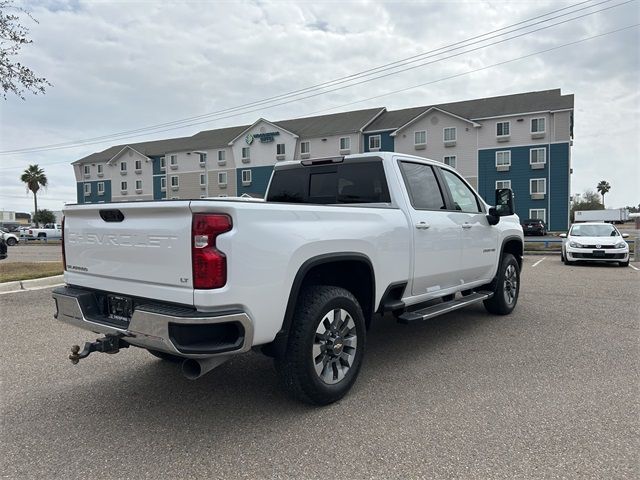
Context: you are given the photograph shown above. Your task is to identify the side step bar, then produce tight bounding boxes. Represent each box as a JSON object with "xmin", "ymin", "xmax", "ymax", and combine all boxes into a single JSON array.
[{"xmin": 397, "ymin": 291, "xmax": 493, "ymax": 324}]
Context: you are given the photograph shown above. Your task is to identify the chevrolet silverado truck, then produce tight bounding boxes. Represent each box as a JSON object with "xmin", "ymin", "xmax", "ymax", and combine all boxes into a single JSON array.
[{"xmin": 53, "ymin": 152, "xmax": 523, "ymax": 405}]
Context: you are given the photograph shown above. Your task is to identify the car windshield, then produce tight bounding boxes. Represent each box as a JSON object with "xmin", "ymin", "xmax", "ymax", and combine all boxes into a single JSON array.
[{"xmin": 570, "ymin": 224, "xmax": 619, "ymax": 237}]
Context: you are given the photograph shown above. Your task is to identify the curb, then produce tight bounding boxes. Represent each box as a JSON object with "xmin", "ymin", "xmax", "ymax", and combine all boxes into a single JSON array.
[{"xmin": 0, "ymin": 274, "xmax": 64, "ymax": 294}]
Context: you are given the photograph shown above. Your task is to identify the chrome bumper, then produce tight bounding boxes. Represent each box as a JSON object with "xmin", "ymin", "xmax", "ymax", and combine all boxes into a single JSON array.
[{"xmin": 52, "ymin": 286, "xmax": 254, "ymax": 359}]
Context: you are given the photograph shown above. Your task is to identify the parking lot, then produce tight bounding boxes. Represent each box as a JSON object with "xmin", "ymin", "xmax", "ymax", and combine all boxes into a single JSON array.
[
  {"xmin": 1, "ymin": 257, "xmax": 638, "ymax": 479},
  {"xmin": 1, "ymin": 242, "xmax": 62, "ymax": 263}
]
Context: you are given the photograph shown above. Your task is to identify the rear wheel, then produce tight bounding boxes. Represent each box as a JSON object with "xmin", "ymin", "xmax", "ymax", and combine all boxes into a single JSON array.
[
  {"xmin": 275, "ymin": 285, "xmax": 366, "ymax": 405},
  {"xmin": 6, "ymin": 237, "xmax": 17, "ymax": 246},
  {"xmin": 147, "ymin": 349, "xmax": 183, "ymax": 363},
  {"xmin": 484, "ymin": 253, "xmax": 520, "ymax": 315}
]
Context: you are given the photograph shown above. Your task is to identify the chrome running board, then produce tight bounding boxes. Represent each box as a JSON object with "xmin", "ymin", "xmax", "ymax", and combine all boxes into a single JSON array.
[{"xmin": 397, "ymin": 291, "xmax": 493, "ymax": 324}]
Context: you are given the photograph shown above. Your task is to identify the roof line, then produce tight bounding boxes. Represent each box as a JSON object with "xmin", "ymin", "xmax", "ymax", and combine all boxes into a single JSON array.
[
  {"xmin": 228, "ymin": 118, "xmax": 299, "ymax": 145},
  {"xmin": 391, "ymin": 106, "xmax": 480, "ymax": 136}
]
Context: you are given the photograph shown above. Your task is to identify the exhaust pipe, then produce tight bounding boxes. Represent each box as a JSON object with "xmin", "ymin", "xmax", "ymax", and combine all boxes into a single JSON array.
[{"xmin": 182, "ymin": 356, "xmax": 230, "ymax": 380}]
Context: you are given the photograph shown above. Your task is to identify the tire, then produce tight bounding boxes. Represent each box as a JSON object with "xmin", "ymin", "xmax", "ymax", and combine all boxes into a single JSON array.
[
  {"xmin": 37, "ymin": 233, "xmax": 46, "ymax": 239},
  {"xmin": 147, "ymin": 349, "xmax": 184, "ymax": 363},
  {"xmin": 275, "ymin": 285, "xmax": 366, "ymax": 405},
  {"xmin": 484, "ymin": 253, "xmax": 520, "ymax": 315},
  {"xmin": 619, "ymin": 260, "xmax": 629, "ymax": 267},
  {"xmin": 6, "ymin": 237, "xmax": 17, "ymax": 246},
  {"xmin": 562, "ymin": 250, "xmax": 571, "ymax": 265}
]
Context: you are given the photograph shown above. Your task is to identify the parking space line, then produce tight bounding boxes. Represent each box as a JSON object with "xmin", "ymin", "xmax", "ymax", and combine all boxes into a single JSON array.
[
  {"xmin": 531, "ymin": 257, "xmax": 547, "ymax": 267},
  {"xmin": 629, "ymin": 264, "xmax": 639, "ymax": 271}
]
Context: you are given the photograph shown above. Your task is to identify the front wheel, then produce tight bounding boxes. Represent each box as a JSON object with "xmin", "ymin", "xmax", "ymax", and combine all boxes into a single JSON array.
[
  {"xmin": 275, "ymin": 285, "xmax": 366, "ymax": 405},
  {"xmin": 619, "ymin": 260, "xmax": 629, "ymax": 267},
  {"xmin": 6, "ymin": 237, "xmax": 17, "ymax": 246},
  {"xmin": 484, "ymin": 253, "xmax": 520, "ymax": 315}
]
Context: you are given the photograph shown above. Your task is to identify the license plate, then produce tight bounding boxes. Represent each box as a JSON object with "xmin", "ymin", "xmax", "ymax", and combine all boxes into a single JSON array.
[
  {"xmin": 592, "ymin": 250, "xmax": 605, "ymax": 257},
  {"xmin": 107, "ymin": 295, "xmax": 133, "ymax": 322}
]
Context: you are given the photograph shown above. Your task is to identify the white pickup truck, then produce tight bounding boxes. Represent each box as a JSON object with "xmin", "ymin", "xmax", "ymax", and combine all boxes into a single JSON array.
[
  {"xmin": 24, "ymin": 223, "xmax": 62, "ymax": 240},
  {"xmin": 53, "ymin": 152, "xmax": 523, "ymax": 405}
]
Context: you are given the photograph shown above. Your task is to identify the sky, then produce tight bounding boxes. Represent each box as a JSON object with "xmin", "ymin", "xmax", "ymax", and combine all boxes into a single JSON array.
[{"xmin": 1, "ymin": 0, "xmax": 638, "ymax": 215}]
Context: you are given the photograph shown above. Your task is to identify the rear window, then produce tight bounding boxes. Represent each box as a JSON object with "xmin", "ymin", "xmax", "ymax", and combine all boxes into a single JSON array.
[{"xmin": 267, "ymin": 161, "xmax": 391, "ymax": 204}]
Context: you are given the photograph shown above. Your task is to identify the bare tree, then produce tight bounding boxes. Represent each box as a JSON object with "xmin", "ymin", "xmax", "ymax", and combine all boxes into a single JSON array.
[{"xmin": 0, "ymin": 0, "xmax": 51, "ymax": 99}]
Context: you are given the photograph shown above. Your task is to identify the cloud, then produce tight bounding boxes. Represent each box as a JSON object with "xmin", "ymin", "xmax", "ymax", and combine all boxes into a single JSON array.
[{"xmin": 1, "ymin": 0, "xmax": 638, "ymax": 212}]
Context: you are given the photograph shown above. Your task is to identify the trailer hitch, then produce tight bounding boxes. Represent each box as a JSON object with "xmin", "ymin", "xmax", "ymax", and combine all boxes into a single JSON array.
[{"xmin": 69, "ymin": 334, "xmax": 129, "ymax": 364}]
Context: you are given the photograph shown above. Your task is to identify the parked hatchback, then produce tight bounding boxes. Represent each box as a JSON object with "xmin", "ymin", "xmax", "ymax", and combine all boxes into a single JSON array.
[
  {"xmin": 522, "ymin": 218, "xmax": 547, "ymax": 236},
  {"xmin": 560, "ymin": 222, "xmax": 630, "ymax": 267}
]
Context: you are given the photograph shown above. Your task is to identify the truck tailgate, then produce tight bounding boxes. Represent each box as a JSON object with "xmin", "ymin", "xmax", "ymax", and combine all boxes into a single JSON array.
[{"xmin": 63, "ymin": 202, "xmax": 194, "ymax": 304}]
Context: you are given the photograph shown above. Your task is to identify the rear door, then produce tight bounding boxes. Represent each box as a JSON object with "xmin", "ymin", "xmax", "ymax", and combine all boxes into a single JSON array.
[
  {"xmin": 397, "ymin": 160, "xmax": 462, "ymax": 296},
  {"xmin": 437, "ymin": 167, "xmax": 499, "ymax": 284}
]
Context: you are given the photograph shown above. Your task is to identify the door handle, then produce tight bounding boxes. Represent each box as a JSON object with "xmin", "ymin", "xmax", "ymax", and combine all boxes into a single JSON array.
[
  {"xmin": 462, "ymin": 223, "xmax": 472, "ymax": 229},
  {"xmin": 415, "ymin": 222, "xmax": 430, "ymax": 230}
]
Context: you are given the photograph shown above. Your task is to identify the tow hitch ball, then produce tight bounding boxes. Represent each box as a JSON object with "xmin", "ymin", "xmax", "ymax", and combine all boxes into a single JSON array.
[{"xmin": 69, "ymin": 334, "xmax": 129, "ymax": 364}]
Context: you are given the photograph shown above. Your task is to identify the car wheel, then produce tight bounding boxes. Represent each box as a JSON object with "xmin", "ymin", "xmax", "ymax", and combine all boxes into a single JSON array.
[
  {"xmin": 619, "ymin": 260, "xmax": 629, "ymax": 267},
  {"xmin": 275, "ymin": 285, "xmax": 366, "ymax": 405},
  {"xmin": 6, "ymin": 237, "xmax": 17, "ymax": 246},
  {"xmin": 483, "ymin": 253, "xmax": 520, "ymax": 315},
  {"xmin": 147, "ymin": 349, "xmax": 184, "ymax": 363}
]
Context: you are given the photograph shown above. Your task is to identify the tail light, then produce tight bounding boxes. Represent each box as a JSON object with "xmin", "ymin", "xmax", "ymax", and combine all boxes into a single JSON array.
[
  {"xmin": 192, "ymin": 214, "xmax": 232, "ymax": 289},
  {"xmin": 61, "ymin": 217, "xmax": 66, "ymax": 271}
]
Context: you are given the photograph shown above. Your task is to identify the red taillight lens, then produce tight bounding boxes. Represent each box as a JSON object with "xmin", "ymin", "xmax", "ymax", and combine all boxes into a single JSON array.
[
  {"xmin": 192, "ymin": 214, "xmax": 232, "ymax": 289},
  {"xmin": 61, "ymin": 216, "xmax": 66, "ymax": 271}
]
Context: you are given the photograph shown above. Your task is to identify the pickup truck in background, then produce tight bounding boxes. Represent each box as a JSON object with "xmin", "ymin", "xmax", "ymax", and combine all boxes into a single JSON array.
[
  {"xmin": 24, "ymin": 223, "xmax": 63, "ymax": 240},
  {"xmin": 53, "ymin": 152, "xmax": 523, "ymax": 405}
]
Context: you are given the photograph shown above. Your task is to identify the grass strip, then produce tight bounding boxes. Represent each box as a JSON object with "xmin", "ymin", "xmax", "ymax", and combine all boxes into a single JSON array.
[{"xmin": 0, "ymin": 262, "xmax": 63, "ymax": 283}]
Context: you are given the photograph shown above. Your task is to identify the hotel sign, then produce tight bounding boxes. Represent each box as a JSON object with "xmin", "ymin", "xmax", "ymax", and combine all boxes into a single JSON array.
[{"xmin": 246, "ymin": 131, "xmax": 280, "ymax": 144}]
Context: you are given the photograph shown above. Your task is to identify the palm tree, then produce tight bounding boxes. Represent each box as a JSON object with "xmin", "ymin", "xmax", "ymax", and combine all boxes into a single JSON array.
[
  {"xmin": 20, "ymin": 165, "xmax": 48, "ymax": 227},
  {"xmin": 596, "ymin": 180, "xmax": 611, "ymax": 208}
]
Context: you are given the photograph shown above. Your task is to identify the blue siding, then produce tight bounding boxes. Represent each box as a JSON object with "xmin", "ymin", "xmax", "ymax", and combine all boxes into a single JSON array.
[
  {"xmin": 236, "ymin": 166, "xmax": 274, "ymax": 197},
  {"xmin": 364, "ymin": 131, "xmax": 394, "ymax": 152},
  {"xmin": 76, "ymin": 180, "xmax": 112, "ymax": 204},
  {"xmin": 153, "ymin": 175, "xmax": 166, "ymax": 200},
  {"xmin": 150, "ymin": 155, "xmax": 164, "ymax": 175},
  {"xmin": 478, "ymin": 143, "xmax": 569, "ymax": 231}
]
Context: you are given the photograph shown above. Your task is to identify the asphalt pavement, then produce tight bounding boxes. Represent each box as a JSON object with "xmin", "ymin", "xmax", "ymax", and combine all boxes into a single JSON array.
[
  {"xmin": 1, "ymin": 257, "xmax": 638, "ymax": 479},
  {"xmin": 2, "ymin": 242, "xmax": 62, "ymax": 263}
]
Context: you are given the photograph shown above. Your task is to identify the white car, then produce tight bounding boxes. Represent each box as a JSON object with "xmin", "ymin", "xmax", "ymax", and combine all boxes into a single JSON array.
[
  {"xmin": 0, "ymin": 229, "xmax": 19, "ymax": 246},
  {"xmin": 560, "ymin": 222, "xmax": 630, "ymax": 267}
]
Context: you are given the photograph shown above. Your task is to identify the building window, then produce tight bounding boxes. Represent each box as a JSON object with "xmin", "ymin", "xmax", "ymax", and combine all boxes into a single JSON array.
[
  {"xmin": 97, "ymin": 182, "xmax": 105, "ymax": 196},
  {"xmin": 121, "ymin": 181, "xmax": 127, "ymax": 192},
  {"xmin": 200, "ymin": 173, "xmax": 206, "ymax": 186},
  {"xmin": 276, "ymin": 143, "xmax": 286, "ymax": 156},
  {"xmin": 531, "ymin": 118, "xmax": 546, "ymax": 134},
  {"xmin": 135, "ymin": 180, "xmax": 142, "ymax": 192},
  {"xmin": 83, "ymin": 183, "xmax": 91, "ymax": 196},
  {"xmin": 496, "ymin": 180, "xmax": 511, "ymax": 190},
  {"xmin": 97, "ymin": 164, "xmax": 103, "ymax": 176},
  {"xmin": 530, "ymin": 147, "xmax": 546, "ymax": 165},
  {"xmin": 83, "ymin": 165, "xmax": 90, "ymax": 177},
  {"xmin": 300, "ymin": 141, "xmax": 310, "ymax": 155},
  {"xmin": 199, "ymin": 153, "xmax": 207, "ymax": 166},
  {"xmin": 217, "ymin": 150, "xmax": 226, "ymax": 165},
  {"xmin": 160, "ymin": 177, "xmax": 166, "ymax": 191},
  {"xmin": 241, "ymin": 146, "xmax": 250, "ymax": 162},
  {"xmin": 241, "ymin": 169, "xmax": 252, "ymax": 185},
  {"xmin": 495, "ymin": 151, "xmax": 511, "ymax": 167},
  {"xmin": 369, "ymin": 135, "xmax": 381, "ymax": 150},
  {"xmin": 171, "ymin": 175, "xmax": 179, "ymax": 190},
  {"xmin": 339, "ymin": 137, "xmax": 351, "ymax": 151},
  {"xmin": 530, "ymin": 178, "xmax": 546, "ymax": 195},
  {"xmin": 160, "ymin": 157, "xmax": 166, "ymax": 171},
  {"xmin": 529, "ymin": 209, "xmax": 546, "ymax": 222},
  {"xmin": 443, "ymin": 127, "xmax": 456, "ymax": 142},
  {"xmin": 170, "ymin": 155, "xmax": 178, "ymax": 169},
  {"xmin": 414, "ymin": 131, "xmax": 426, "ymax": 146},
  {"xmin": 120, "ymin": 161, "xmax": 127, "ymax": 174},
  {"xmin": 218, "ymin": 172, "xmax": 227, "ymax": 187},
  {"xmin": 135, "ymin": 159, "xmax": 142, "ymax": 171},
  {"xmin": 496, "ymin": 121, "xmax": 510, "ymax": 137},
  {"xmin": 443, "ymin": 156, "xmax": 456, "ymax": 168}
]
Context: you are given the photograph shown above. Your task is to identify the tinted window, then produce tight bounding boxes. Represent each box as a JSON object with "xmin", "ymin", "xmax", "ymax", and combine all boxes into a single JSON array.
[
  {"xmin": 399, "ymin": 162, "xmax": 446, "ymax": 210},
  {"xmin": 267, "ymin": 161, "xmax": 391, "ymax": 204},
  {"xmin": 440, "ymin": 169, "xmax": 481, "ymax": 213}
]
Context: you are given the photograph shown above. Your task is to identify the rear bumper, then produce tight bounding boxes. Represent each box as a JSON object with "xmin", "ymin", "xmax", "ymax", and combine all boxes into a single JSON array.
[{"xmin": 52, "ymin": 286, "xmax": 254, "ymax": 359}]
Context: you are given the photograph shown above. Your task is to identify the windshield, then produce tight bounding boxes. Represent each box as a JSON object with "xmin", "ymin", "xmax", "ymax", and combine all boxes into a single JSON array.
[{"xmin": 570, "ymin": 224, "xmax": 619, "ymax": 237}]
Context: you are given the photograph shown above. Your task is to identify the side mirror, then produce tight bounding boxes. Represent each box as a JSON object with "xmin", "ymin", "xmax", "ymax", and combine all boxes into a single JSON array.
[
  {"xmin": 559, "ymin": 233, "xmax": 567, "ymax": 238},
  {"xmin": 486, "ymin": 207, "xmax": 500, "ymax": 225},
  {"xmin": 622, "ymin": 233, "xmax": 629, "ymax": 238},
  {"xmin": 495, "ymin": 188, "xmax": 514, "ymax": 216}
]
